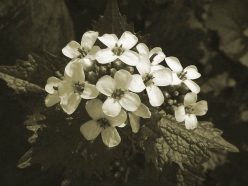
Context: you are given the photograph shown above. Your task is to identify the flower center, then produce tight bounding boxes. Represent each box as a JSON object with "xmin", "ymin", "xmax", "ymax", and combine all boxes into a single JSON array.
[
  {"xmin": 111, "ymin": 89, "xmax": 125, "ymax": 99},
  {"xmin": 143, "ymin": 74, "xmax": 154, "ymax": 86},
  {"xmin": 178, "ymin": 71, "xmax": 187, "ymax": 81},
  {"xmin": 112, "ymin": 44, "xmax": 125, "ymax": 56},
  {"xmin": 98, "ymin": 118, "xmax": 110, "ymax": 129},
  {"xmin": 77, "ymin": 47, "xmax": 88, "ymax": 58},
  {"xmin": 72, "ymin": 82, "xmax": 85, "ymax": 94},
  {"xmin": 185, "ymin": 105, "xmax": 195, "ymax": 114}
]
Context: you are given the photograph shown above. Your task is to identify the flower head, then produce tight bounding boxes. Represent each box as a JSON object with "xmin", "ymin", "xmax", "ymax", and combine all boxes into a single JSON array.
[
  {"xmin": 62, "ymin": 31, "xmax": 100, "ymax": 60},
  {"xmin": 165, "ymin": 57, "xmax": 201, "ymax": 94},
  {"xmin": 175, "ymin": 92, "xmax": 208, "ymax": 129},
  {"xmin": 96, "ymin": 69, "xmax": 141, "ymax": 117},
  {"xmin": 58, "ymin": 62, "xmax": 99, "ymax": 114},
  {"xmin": 80, "ymin": 99, "xmax": 127, "ymax": 147},
  {"xmin": 96, "ymin": 31, "xmax": 139, "ymax": 66}
]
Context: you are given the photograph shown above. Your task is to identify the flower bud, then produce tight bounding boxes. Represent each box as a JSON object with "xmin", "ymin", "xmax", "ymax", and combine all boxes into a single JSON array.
[
  {"xmin": 177, "ymin": 95, "xmax": 185, "ymax": 103},
  {"xmin": 124, "ymin": 66, "xmax": 134, "ymax": 74},
  {"xmin": 87, "ymin": 71, "xmax": 98, "ymax": 84},
  {"xmin": 163, "ymin": 90, "xmax": 171, "ymax": 99},
  {"xmin": 166, "ymin": 99, "xmax": 173, "ymax": 105},
  {"xmin": 82, "ymin": 59, "xmax": 95, "ymax": 72},
  {"xmin": 177, "ymin": 84, "xmax": 189, "ymax": 94},
  {"xmin": 98, "ymin": 66, "xmax": 108, "ymax": 76},
  {"xmin": 113, "ymin": 60, "xmax": 124, "ymax": 70},
  {"xmin": 110, "ymin": 68, "xmax": 117, "ymax": 77},
  {"xmin": 171, "ymin": 90, "xmax": 179, "ymax": 98}
]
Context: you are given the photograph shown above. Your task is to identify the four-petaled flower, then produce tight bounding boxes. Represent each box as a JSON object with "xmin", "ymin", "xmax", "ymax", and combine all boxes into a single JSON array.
[
  {"xmin": 62, "ymin": 31, "xmax": 100, "ymax": 61},
  {"xmin": 175, "ymin": 92, "xmax": 208, "ymax": 130},
  {"xmin": 165, "ymin": 57, "xmax": 201, "ymax": 94},
  {"xmin": 96, "ymin": 69, "xmax": 141, "ymax": 117},
  {"xmin": 58, "ymin": 62, "xmax": 99, "ymax": 114},
  {"xmin": 96, "ymin": 31, "xmax": 140, "ymax": 66},
  {"xmin": 80, "ymin": 99, "xmax": 127, "ymax": 147},
  {"xmin": 129, "ymin": 46, "xmax": 172, "ymax": 106},
  {"xmin": 44, "ymin": 76, "xmax": 62, "ymax": 107}
]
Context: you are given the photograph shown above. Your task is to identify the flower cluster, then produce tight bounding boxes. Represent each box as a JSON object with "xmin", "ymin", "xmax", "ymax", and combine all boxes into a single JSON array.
[{"xmin": 44, "ymin": 31, "xmax": 208, "ymax": 147}]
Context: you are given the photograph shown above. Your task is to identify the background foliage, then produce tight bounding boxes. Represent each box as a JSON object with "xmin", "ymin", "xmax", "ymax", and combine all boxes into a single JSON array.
[{"xmin": 0, "ymin": 0, "xmax": 248, "ymax": 185}]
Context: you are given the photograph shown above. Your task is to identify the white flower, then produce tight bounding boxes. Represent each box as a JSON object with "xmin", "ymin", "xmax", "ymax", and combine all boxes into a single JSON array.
[
  {"xmin": 58, "ymin": 62, "xmax": 99, "ymax": 114},
  {"xmin": 44, "ymin": 77, "xmax": 61, "ymax": 107},
  {"xmin": 80, "ymin": 99, "xmax": 127, "ymax": 147},
  {"xmin": 62, "ymin": 31, "xmax": 100, "ymax": 60},
  {"xmin": 175, "ymin": 92, "xmax": 208, "ymax": 130},
  {"xmin": 95, "ymin": 31, "xmax": 140, "ymax": 66},
  {"xmin": 165, "ymin": 57, "xmax": 201, "ymax": 94},
  {"xmin": 136, "ymin": 43, "xmax": 165, "ymax": 66},
  {"xmin": 129, "ymin": 52, "xmax": 172, "ymax": 106},
  {"xmin": 128, "ymin": 103, "xmax": 151, "ymax": 133},
  {"xmin": 96, "ymin": 69, "xmax": 141, "ymax": 117}
]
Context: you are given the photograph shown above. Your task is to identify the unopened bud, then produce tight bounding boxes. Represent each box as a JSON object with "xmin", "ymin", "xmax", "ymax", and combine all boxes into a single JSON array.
[
  {"xmin": 124, "ymin": 66, "xmax": 134, "ymax": 74},
  {"xmin": 98, "ymin": 66, "xmax": 108, "ymax": 76},
  {"xmin": 87, "ymin": 71, "xmax": 98, "ymax": 84},
  {"xmin": 113, "ymin": 60, "xmax": 124, "ymax": 70},
  {"xmin": 110, "ymin": 68, "xmax": 117, "ymax": 77}
]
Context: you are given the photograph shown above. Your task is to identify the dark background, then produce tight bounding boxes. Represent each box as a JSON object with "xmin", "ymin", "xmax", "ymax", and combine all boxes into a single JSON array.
[{"xmin": 1, "ymin": 0, "xmax": 248, "ymax": 185}]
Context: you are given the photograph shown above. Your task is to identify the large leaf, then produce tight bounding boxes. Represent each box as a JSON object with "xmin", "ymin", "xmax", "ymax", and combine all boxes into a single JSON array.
[{"xmin": 139, "ymin": 114, "xmax": 238, "ymax": 185}]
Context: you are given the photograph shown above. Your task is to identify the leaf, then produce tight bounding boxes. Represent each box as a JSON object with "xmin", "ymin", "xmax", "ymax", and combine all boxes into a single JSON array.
[
  {"xmin": 205, "ymin": 0, "xmax": 248, "ymax": 66},
  {"xmin": 92, "ymin": 0, "xmax": 149, "ymax": 42},
  {"xmin": 0, "ymin": 72, "xmax": 45, "ymax": 94},
  {"xmin": 201, "ymin": 72, "xmax": 236, "ymax": 96},
  {"xmin": 0, "ymin": 0, "xmax": 74, "ymax": 64},
  {"xmin": 139, "ymin": 114, "xmax": 238, "ymax": 185}
]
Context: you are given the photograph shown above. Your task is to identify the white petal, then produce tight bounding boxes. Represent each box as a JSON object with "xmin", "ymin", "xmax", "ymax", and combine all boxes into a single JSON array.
[
  {"xmin": 106, "ymin": 109, "xmax": 127, "ymax": 126},
  {"xmin": 192, "ymin": 100, "xmax": 208, "ymax": 116},
  {"xmin": 101, "ymin": 126, "xmax": 121, "ymax": 147},
  {"xmin": 128, "ymin": 113, "xmax": 140, "ymax": 133},
  {"xmin": 87, "ymin": 46, "xmax": 100, "ymax": 60},
  {"xmin": 119, "ymin": 50, "xmax": 140, "ymax": 66},
  {"xmin": 146, "ymin": 85, "xmax": 164, "ymax": 107},
  {"xmin": 81, "ymin": 83, "xmax": 99, "ymax": 99},
  {"xmin": 114, "ymin": 69, "xmax": 132, "ymax": 90},
  {"xmin": 96, "ymin": 75, "xmax": 116, "ymax": 96},
  {"xmin": 136, "ymin": 43, "xmax": 149, "ymax": 55},
  {"xmin": 62, "ymin": 41, "xmax": 81, "ymax": 58},
  {"xmin": 65, "ymin": 61, "xmax": 74, "ymax": 77},
  {"xmin": 119, "ymin": 92, "xmax": 141, "ymax": 112},
  {"xmin": 149, "ymin": 47, "xmax": 165, "ymax": 65},
  {"xmin": 175, "ymin": 105, "xmax": 186, "ymax": 122},
  {"xmin": 165, "ymin": 57, "xmax": 183, "ymax": 73},
  {"xmin": 45, "ymin": 77, "xmax": 61, "ymax": 94},
  {"xmin": 184, "ymin": 65, "xmax": 201, "ymax": 80},
  {"xmin": 151, "ymin": 68, "xmax": 172, "ymax": 86},
  {"xmin": 129, "ymin": 74, "xmax": 146, "ymax": 93},
  {"xmin": 117, "ymin": 31, "xmax": 138, "ymax": 49},
  {"xmin": 45, "ymin": 94, "xmax": 60, "ymax": 107},
  {"xmin": 185, "ymin": 114, "xmax": 197, "ymax": 130},
  {"xmin": 184, "ymin": 79, "xmax": 200, "ymax": 94},
  {"xmin": 136, "ymin": 54, "xmax": 151, "ymax": 76},
  {"xmin": 118, "ymin": 123, "xmax": 126, "ymax": 128},
  {"xmin": 184, "ymin": 92, "xmax": 197, "ymax": 106},
  {"xmin": 60, "ymin": 93, "xmax": 81, "ymax": 115},
  {"xmin": 98, "ymin": 34, "xmax": 118, "ymax": 49},
  {"xmin": 133, "ymin": 103, "xmax": 151, "ymax": 118},
  {"xmin": 85, "ymin": 99, "xmax": 104, "ymax": 120},
  {"xmin": 58, "ymin": 81, "xmax": 74, "ymax": 97},
  {"xmin": 150, "ymin": 65, "xmax": 166, "ymax": 73},
  {"xmin": 81, "ymin": 31, "xmax": 99, "ymax": 51},
  {"xmin": 95, "ymin": 48, "xmax": 117, "ymax": 64},
  {"xmin": 171, "ymin": 72, "xmax": 182, "ymax": 85},
  {"xmin": 80, "ymin": 120, "xmax": 102, "ymax": 140},
  {"xmin": 102, "ymin": 97, "xmax": 122, "ymax": 117},
  {"xmin": 68, "ymin": 61, "xmax": 85, "ymax": 83}
]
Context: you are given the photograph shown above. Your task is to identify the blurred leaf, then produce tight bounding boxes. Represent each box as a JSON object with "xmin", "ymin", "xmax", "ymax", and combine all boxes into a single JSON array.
[
  {"xmin": 205, "ymin": 0, "xmax": 248, "ymax": 66},
  {"xmin": 201, "ymin": 72, "xmax": 236, "ymax": 96},
  {"xmin": 0, "ymin": 0, "xmax": 74, "ymax": 64},
  {"xmin": 92, "ymin": 0, "xmax": 149, "ymax": 42}
]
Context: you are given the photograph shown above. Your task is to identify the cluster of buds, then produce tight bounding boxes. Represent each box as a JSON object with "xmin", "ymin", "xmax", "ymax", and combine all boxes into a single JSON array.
[{"xmin": 44, "ymin": 31, "xmax": 208, "ymax": 147}]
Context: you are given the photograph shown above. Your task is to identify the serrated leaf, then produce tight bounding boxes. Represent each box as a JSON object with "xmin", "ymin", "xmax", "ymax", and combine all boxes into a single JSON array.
[
  {"xmin": 0, "ymin": 72, "xmax": 45, "ymax": 94},
  {"xmin": 92, "ymin": 0, "xmax": 149, "ymax": 42},
  {"xmin": 17, "ymin": 148, "xmax": 33, "ymax": 169}
]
